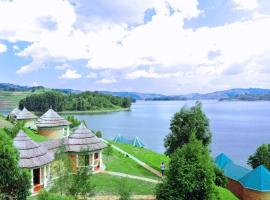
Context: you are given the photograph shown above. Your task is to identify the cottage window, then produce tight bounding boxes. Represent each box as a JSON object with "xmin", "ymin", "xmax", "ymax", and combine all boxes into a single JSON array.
[
  {"xmin": 78, "ymin": 155, "xmax": 90, "ymax": 167},
  {"xmin": 94, "ymin": 152, "xmax": 99, "ymax": 160}
]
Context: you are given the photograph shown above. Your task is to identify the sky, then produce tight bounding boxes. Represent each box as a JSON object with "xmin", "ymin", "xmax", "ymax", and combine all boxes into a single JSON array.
[{"xmin": 0, "ymin": 0, "xmax": 270, "ymax": 94}]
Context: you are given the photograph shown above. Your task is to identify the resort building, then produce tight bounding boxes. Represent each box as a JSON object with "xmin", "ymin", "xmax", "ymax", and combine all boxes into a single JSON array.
[
  {"xmin": 16, "ymin": 107, "xmax": 38, "ymax": 129},
  {"xmin": 36, "ymin": 108, "xmax": 70, "ymax": 139},
  {"xmin": 215, "ymin": 153, "xmax": 270, "ymax": 200},
  {"xmin": 12, "ymin": 108, "xmax": 106, "ymax": 194},
  {"xmin": 10, "ymin": 107, "xmax": 21, "ymax": 120},
  {"xmin": 67, "ymin": 123, "xmax": 107, "ymax": 172},
  {"xmin": 13, "ymin": 130, "xmax": 54, "ymax": 193}
]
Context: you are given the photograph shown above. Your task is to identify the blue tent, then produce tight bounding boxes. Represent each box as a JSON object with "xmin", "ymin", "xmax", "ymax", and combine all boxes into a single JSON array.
[
  {"xmin": 215, "ymin": 153, "xmax": 233, "ymax": 169},
  {"xmin": 113, "ymin": 134, "xmax": 145, "ymax": 148},
  {"xmin": 240, "ymin": 165, "xmax": 270, "ymax": 191},
  {"xmin": 132, "ymin": 136, "xmax": 145, "ymax": 148}
]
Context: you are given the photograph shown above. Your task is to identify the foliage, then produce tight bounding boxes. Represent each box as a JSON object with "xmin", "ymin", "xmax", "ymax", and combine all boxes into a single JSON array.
[
  {"xmin": 112, "ymin": 142, "xmax": 169, "ymax": 172},
  {"xmin": 37, "ymin": 190, "xmax": 74, "ymax": 200},
  {"xmin": 103, "ymin": 143, "xmax": 113, "ymax": 156},
  {"xmin": 95, "ymin": 130, "xmax": 102, "ymax": 138},
  {"xmin": 156, "ymin": 132, "xmax": 216, "ymax": 200},
  {"xmin": 214, "ymin": 166, "xmax": 228, "ymax": 187},
  {"xmin": 248, "ymin": 144, "xmax": 270, "ymax": 170},
  {"xmin": 65, "ymin": 115, "xmax": 81, "ymax": 128},
  {"xmin": 0, "ymin": 130, "xmax": 31, "ymax": 200},
  {"xmin": 118, "ymin": 179, "xmax": 132, "ymax": 200},
  {"xmin": 19, "ymin": 91, "xmax": 132, "ymax": 112},
  {"xmin": 50, "ymin": 144, "xmax": 73, "ymax": 196},
  {"xmin": 164, "ymin": 101, "xmax": 212, "ymax": 156},
  {"xmin": 216, "ymin": 186, "xmax": 238, "ymax": 200},
  {"xmin": 68, "ymin": 167, "xmax": 95, "ymax": 200}
]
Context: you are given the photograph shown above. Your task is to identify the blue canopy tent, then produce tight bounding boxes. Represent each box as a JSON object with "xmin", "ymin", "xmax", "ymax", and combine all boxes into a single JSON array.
[{"xmin": 113, "ymin": 134, "xmax": 145, "ymax": 148}]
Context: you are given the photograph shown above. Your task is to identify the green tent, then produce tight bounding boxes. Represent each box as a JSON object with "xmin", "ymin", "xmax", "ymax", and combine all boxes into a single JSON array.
[{"xmin": 113, "ymin": 134, "xmax": 145, "ymax": 148}]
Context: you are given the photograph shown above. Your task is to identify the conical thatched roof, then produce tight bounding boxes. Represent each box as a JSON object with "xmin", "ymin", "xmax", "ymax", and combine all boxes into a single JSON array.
[
  {"xmin": 67, "ymin": 123, "xmax": 106, "ymax": 152},
  {"xmin": 16, "ymin": 107, "xmax": 37, "ymax": 120},
  {"xmin": 13, "ymin": 130, "xmax": 54, "ymax": 168},
  {"xmin": 36, "ymin": 108, "xmax": 70, "ymax": 128},
  {"xmin": 11, "ymin": 107, "xmax": 21, "ymax": 116}
]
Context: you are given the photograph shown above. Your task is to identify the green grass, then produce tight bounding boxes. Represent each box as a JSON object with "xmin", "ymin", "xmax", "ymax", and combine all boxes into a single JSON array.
[
  {"xmin": 22, "ymin": 128, "xmax": 49, "ymax": 142},
  {"xmin": 103, "ymin": 148, "xmax": 159, "ymax": 180},
  {"xmin": 217, "ymin": 186, "xmax": 239, "ymax": 200},
  {"xmin": 0, "ymin": 91, "xmax": 32, "ymax": 110},
  {"xmin": 0, "ymin": 115, "xmax": 14, "ymax": 128},
  {"xmin": 92, "ymin": 173, "xmax": 156, "ymax": 195},
  {"xmin": 112, "ymin": 142, "xmax": 170, "ymax": 171}
]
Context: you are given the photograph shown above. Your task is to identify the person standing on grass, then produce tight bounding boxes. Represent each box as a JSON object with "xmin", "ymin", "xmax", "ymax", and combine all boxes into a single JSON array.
[{"xmin": 160, "ymin": 162, "xmax": 165, "ymax": 176}]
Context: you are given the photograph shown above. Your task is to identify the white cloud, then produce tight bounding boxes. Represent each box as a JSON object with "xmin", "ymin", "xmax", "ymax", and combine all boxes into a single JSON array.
[
  {"xmin": 96, "ymin": 78, "xmax": 117, "ymax": 84},
  {"xmin": 0, "ymin": 43, "xmax": 7, "ymax": 53},
  {"xmin": 13, "ymin": 45, "xmax": 19, "ymax": 50},
  {"xmin": 233, "ymin": 0, "xmax": 258, "ymax": 10},
  {"xmin": 86, "ymin": 72, "xmax": 97, "ymax": 79},
  {"xmin": 55, "ymin": 64, "xmax": 71, "ymax": 70},
  {"xmin": 59, "ymin": 69, "xmax": 82, "ymax": 79},
  {"xmin": 126, "ymin": 68, "xmax": 181, "ymax": 79}
]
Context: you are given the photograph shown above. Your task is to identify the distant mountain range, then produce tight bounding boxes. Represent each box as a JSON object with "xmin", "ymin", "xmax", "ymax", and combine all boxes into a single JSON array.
[{"xmin": 1, "ymin": 83, "xmax": 270, "ymax": 101}]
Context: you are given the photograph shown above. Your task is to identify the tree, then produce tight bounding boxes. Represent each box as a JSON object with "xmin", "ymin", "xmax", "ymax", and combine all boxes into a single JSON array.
[
  {"xmin": 156, "ymin": 132, "xmax": 216, "ymax": 200},
  {"xmin": 0, "ymin": 130, "xmax": 31, "ymax": 200},
  {"xmin": 214, "ymin": 166, "xmax": 228, "ymax": 187},
  {"xmin": 68, "ymin": 166, "xmax": 95, "ymax": 200},
  {"xmin": 103, "ymin": 143, "xmax": 113, "ymax": 156},
  {"xmin": 164, "ymin": 101, "xmax": 211, "ymax": 155},
  {"xmin": 95, "ymin": 130, "xmax": 102, "ymax": 138},
  {"xmin": 248, "ymin": 144, "xmax": 270, "ymax": 170},
  {"xmin": 65, "ymin": 116, "xmax": 81, "ymax": 129}
]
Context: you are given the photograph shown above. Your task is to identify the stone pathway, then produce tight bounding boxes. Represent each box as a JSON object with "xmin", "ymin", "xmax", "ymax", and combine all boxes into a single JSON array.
[
  {"xmin": 101, "ymin": 139, "xmax": 162, "ymax": 178},
  {"xmin": 100, "ymin": 170, "xmax": 160, "ymax": 183}
]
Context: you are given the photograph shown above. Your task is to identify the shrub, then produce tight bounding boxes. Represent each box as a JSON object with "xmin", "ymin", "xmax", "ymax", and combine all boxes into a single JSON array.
[{"xmin": 37, "ymin": 190, "xmax": 74, "ymax": 200}]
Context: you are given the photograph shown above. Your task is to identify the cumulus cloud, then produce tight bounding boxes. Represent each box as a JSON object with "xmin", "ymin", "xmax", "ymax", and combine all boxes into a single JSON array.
[
  {"xmin": 96, "ymin": 78, "xmax": 117, "ymax": 84},
  {"xmin": 59, "ymin": 69, "xmax": 82, "ymax": 79},
  {"xmin": 0, "ymin": 43, "xmax": 7, "ymax": 53},
  {"xmin": 233, "ymin": 0, "xmax": 258, "ymax": 10},
  {"xmin": 86, "ymin": 72, "xmax": 97, "ymax": 79},
  {"xmin": 1, "ymin": 0, "xmax": 270, "ymax": 92}
]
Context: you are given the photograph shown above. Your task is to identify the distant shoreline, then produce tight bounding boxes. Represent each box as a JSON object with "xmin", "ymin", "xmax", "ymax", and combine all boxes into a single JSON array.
[{"xmin": 58, "ymin": 107, "xmax": 131, "ymax": 115}]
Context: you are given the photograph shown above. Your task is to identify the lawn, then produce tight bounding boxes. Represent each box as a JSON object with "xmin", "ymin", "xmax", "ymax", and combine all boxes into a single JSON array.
[
  {"xmin": 217, "ymin": 186, "xmax": 239, "ymax": 200},
  {"xmin": 112, "ymin": 142, "xmax": 170, "ymax": 171},
  {"xmin": 0, "ymin": 91, "xmax": 32, "ymax": 110},
  {"xmin": 22, "ymin": 127, "xmax": 49, "ymax": 142},
  {"xmin": 92, "ymin": 173, "xmax": 156, "ymax": 195},
  {"xmin": 103, "ymin": 148, "xmax": 159, "ymax": 180}
]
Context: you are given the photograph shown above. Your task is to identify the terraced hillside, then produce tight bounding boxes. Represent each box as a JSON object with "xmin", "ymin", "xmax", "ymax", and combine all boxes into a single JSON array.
[{"xmin": 0, "ymin": 91, "xmax": 32, "ymax": 110}]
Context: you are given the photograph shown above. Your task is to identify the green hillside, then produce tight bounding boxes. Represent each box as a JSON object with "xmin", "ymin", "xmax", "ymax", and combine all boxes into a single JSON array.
[{"xmin": 0, "ymin": 91, "xmax": 32, "ymax": 110}]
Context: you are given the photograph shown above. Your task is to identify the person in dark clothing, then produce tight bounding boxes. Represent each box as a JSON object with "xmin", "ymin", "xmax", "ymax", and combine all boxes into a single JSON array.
[{"xmin": 160, "ymin": 162, "xmax": 165, "ymax": 176}]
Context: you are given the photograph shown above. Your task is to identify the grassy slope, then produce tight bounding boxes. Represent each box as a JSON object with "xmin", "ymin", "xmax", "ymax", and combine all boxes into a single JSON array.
[
  {"xmin": 103, "ymin": 148, "xmax": 159, "ymax": 180},
  {"xmin": 92, "ymin": 173, "xmax": 156, "ymax": 195},
  {"xmin": 112, "ymin": 142, "xmax": 170, "ymax": 171},
  {"xmin": 217, "ymin": 186, "xmax": 239, "ymax": 200},
  {"xmin": 0, "ymin": 91, "xmax": 32, "ymax": 110},
  {"xmin": 0, "ymin": 115, "xmax": 14, "ymax": 128},
  {"xmin": 22, "ymin": 128, "xmax": 49, "ymax": 142}
]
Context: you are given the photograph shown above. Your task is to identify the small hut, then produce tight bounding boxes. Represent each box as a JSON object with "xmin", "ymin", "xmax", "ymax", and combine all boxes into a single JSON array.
[
  {"xmin": 16, "ymin": 107, "xmax": 37, "ymax": 129},
  {"xmin": 13, "ymin": 130, "xmax": 54, "ymax": 193},
  {"xmin": 36, "ymin": 108, "xmax": 70, "ymax": 139},
  {"xmin": 132, "ymin": 136, "xmax": 145, "ymax": 148},
  {"xmin": 67, "ymin": 123, "xmax": 107, "ymax": 171},
  {"xmin": 10, "ymin": 107, "xmax": 21, "ymax": 120}
]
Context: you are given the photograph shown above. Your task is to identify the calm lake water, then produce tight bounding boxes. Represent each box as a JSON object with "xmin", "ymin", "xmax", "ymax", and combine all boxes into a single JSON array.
[{"xmin": 74, "ymin": 100, "xmax": 270, "ymax": 167}]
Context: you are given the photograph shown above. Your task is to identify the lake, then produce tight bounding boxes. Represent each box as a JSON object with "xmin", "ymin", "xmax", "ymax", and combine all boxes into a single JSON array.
[{"xmin": 74, "ymin": 100, "xmax": 270, "ymax": 167}]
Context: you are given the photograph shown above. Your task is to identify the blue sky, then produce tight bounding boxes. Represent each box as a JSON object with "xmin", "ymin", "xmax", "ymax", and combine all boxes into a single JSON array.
[{"xmin": 0, "ymin": 0, "xmax": 270, "ymax": 94}]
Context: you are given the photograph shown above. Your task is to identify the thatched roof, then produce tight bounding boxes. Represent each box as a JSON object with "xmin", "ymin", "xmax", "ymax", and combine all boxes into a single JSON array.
[
  {"xmin": 16, "ymin": 107, "xmax": 37, "ymax": 120},
  {"xmin": 13, "ymin": 130, "xmax": 54, "ymax": 168},
  {"xmin": 11, "ymin": 107, "xmax": 21, "ymax": 116},
  {"xmin": 36, "ymin": 108, "xmax": 70, "ymax": 128},
  {"xmin": 67, "ymin": 123, "xmax": 107, "ymax": 152}
]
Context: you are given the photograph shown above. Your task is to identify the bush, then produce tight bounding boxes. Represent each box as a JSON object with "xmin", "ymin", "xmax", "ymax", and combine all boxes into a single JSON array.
[
  {"xmin": 214, "ymin": 166, "xmax": 228, "ymax": 187},
  {"xmin": 95, "ymin": 130, "xmax": 102, "ymax": 138},
  {"xmin": 118, "ymin": 179, "xmax": 132, "ymax": 200},
  {"xmin": 104, "ymin": 143, "xmax": 113, "ymax": 156},
  {"xmin": 37, "ymin": 190, "xmax": 74, "ymax": 200}
]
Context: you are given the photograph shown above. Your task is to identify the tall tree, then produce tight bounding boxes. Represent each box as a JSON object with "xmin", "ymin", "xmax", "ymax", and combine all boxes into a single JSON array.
[
  {"xmin": 248, "ymin": 144, "xmax": 270, "ymax": 170},
  {"xmin": 164, "ymin": 101, "xmax": 211, "ymax": 155},
  {"xmin": 156, "ymin": 132, "xmax": 216, "ymax": 200},
  {"xmin": 0, "ymin": 130, "xmax": 31, "ymax": 200}
]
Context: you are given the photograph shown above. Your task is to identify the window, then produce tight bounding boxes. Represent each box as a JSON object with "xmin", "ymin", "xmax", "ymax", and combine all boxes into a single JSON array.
[
  {"xmin": 94, "ymin": 152, "xmax": 99, "ymax": 160},
  {"xmin": 78, "ymin": 155, "xmax": 90, "ymax": 167}
]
